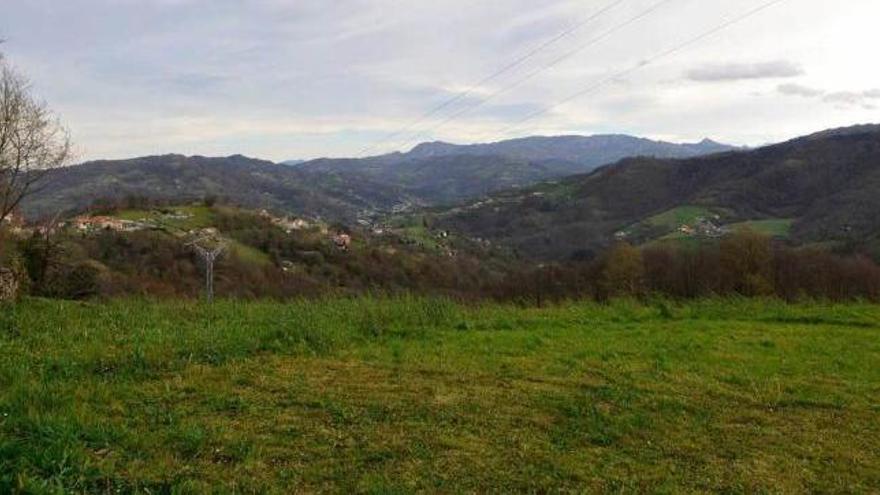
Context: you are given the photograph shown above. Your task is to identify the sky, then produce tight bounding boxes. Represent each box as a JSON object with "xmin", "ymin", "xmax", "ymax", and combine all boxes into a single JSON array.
[{"xmin": 1, "ymin": 0, "xmax": 878, "ymax": 162}]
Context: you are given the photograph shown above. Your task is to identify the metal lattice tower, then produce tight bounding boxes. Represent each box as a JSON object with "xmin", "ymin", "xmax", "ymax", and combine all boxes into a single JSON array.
[{"xmin": 187, "ymin": 234, "xmax": 227, "ymax": 303}]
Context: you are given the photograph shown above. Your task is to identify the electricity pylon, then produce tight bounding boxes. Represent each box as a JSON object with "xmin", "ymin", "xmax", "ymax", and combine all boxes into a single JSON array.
[{"xmin": 187, "ymin": 233, "xmax": 227, "ymax": 303}]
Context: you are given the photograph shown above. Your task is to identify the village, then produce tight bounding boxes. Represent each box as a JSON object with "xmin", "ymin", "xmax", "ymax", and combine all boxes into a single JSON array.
[
  {"xmin": 676, "ymin": 216, "xmax": 727, "ymax": 238},
  {"xmin": 1, "ymin": 206, "xmax": 477, "ymax": 263},
  {"xmin": 0, "ymin": 207, "xmax": 361, "ymax": 253}
]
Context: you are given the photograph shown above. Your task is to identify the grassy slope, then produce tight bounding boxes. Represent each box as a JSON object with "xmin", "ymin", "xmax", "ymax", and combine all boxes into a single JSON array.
[
  {"xmin": 113, "ymin": 206, "xmax": 272, "ymax": 267},
  {"xmin": 623, "ymin": 205, "xmax": 716, "ymax": 240},
  {"xmin": 728, "ymin": 218, "xmax": 795, "ymax": 238},
  {"xmin": 114, "ymin": 206, "xmax": 214, "ymax": 231},
  {"xmin": 643, "ymin": 205, "xmax": 715, "ymax": 229},
  {"xmin": 647, "ymin": 217, "xmax": 793, "ymax": 247},
  {"xmin": 1, "ymin": 298, "xmax": 879, "ymax": 493}
]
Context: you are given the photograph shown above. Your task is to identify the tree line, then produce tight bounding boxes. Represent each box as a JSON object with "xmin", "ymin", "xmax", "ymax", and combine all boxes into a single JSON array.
[
  {"xmin": 5, "ymin": 209, "xmax": 880, "ymax": 304},
  {"xmin": 493, "ymin": 231, "xmax": 880, "ymax": 304}
]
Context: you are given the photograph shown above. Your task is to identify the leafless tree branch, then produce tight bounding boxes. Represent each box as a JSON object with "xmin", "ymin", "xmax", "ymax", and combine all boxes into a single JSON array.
[{"xmin": 0, "ymin": 55, "xmax": 71, "ymax": 226}]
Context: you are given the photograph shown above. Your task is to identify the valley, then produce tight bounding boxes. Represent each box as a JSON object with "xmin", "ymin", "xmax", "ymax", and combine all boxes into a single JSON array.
[{"xmin": 3, "ymin": 2, "xmax": 880, "ymax": 492}]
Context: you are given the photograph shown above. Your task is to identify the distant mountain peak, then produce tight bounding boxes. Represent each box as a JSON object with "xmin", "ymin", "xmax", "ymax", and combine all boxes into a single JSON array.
[
  {"xmin": 401, "ymin": 134, "xmax": 738, "ymax": 165},
  {"xmin": 408, "ymin": 141, "xmax": 459, "ymax": 157}
]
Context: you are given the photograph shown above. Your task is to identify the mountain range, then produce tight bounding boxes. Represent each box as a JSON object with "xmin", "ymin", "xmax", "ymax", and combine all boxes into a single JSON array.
[
  {"xmin": 297, "ymin": 135, "xmax": 737, "ymax": 205},
  {"xmin": 22, "ymin": 154, "xmax": 408, "ymax": 221},
  {"xmin": 401, "ymin": 134, "xmax": 735, "ymax": 164},
  {"xmin": 22, "ymin": 133, "xmax": 736, "ymax": 218},
  {"xmin": 20, "ymin": 125, "xmax": 880, "ymax": 261}
]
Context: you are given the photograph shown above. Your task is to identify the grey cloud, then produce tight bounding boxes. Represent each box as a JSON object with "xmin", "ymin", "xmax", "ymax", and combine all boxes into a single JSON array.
[
  {"xmin": 777, "ymin": 83, "xmax": 824, "ymax": 97},
  {"xmin": 778, "ymin": 84, "xmax": 880, "ymax": 108},
  {"xmin": 823, "ymin": 90, "xmax": 880, "ymax": 109},
  {"xmin": 823, "ymin": 91, "xmax": 865, "ymax": 105},
  {"xmin": 687, "ymin": 60, "xmax": 803, "ymax": 82}
]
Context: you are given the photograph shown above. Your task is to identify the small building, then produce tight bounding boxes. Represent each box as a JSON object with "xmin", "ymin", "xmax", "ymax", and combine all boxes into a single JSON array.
[
  {"xmin": 1, "ymin": 211, "xmax": 23, "ymax": 227},
  {"xmin": 275, "ymin": 218, "xmax": 309, "ymax": 233},
  {"xmin": 333, "ymin": 233, "xmax": 352, "ymax": 251},
  {"xmin": 1, "ymin": 211, "xmax": 27, "ymax": 235}
]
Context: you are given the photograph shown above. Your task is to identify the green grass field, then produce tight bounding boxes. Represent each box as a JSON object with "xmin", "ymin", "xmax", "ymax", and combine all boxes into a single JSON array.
[
  {"xmin": 113, "ymin": 206, "xmax": 272, "ymax": 267},
  {"xmin": 1, "ymin": 298, "xmax": 879, "ymax": 493},
  {"xmin": 623, "ymin": 205, "xmax": 720, "ymax": 240},
  {"xmin": 643, "ymin": 206, "xmax": 717, "ymax": 229},
  {"xmin": 114, "ymin": 206, "xmax": 215, "ymax": 231},
  {"xmin": 728, "ymin": 219, "xmax": 794, "ymax": 238}
]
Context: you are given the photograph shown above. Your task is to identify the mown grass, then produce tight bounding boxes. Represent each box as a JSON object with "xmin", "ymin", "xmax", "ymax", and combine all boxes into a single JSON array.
[
  {"xmin": 643, "ymin": 205, "xmax": 716, "ymax": 229},
  {"xmin": 1, "ymin": 297, "xmax": 879, "ymax": 493},
  {"xmin": 728, "ymin": 218, "xmax": 794, "ymax": 238},
  {"xmin": 114, "ymin": 206, "xmax": 214, "ymax": 231},
  {"xmin": 624, "ymin": 205, "xmax": 718, "ymax": 241}
]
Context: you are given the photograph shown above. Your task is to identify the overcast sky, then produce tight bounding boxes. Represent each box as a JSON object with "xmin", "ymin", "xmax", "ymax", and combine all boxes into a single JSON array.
[{"xmin": 1, "ymin": 0, "xmax": 878, "ymax": 162}]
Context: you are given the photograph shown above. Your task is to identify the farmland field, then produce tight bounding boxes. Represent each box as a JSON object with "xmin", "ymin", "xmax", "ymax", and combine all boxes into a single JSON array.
[
  {"xmin": 1, "ymin": 298, "xmax": 879, "ymax": 493},
  {"xmin": 728, "ymin": 218, "xmax": 794, "ymax": 238}
]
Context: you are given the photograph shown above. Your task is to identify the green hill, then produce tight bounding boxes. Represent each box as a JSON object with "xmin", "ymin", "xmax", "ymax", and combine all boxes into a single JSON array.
[
  {"xmin": 436, "ymin": 125, "xmax": 880, "ymax": 259},
  {"xmin": 21, "ymin": 134, "xmax": 736, "ymax": 222},
  {"xmin": 11, "ymin": 203, "xmax": 511, "ymax": 300},
  {"xmin": 20, "ymin": 154, "xmax": 410, "ymax": 222}
]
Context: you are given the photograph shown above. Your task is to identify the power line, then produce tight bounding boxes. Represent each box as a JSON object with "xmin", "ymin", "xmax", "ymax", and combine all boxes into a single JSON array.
[
  {"xmin": 355, "ymin": 0, "xmax": 629, "ymax": 157},
  {"xmin": 395, "ymin": 0, "xmax": 676, "ymax": 153},
  {"xmin": 490, "ymin": 0, "xmax": 790, "ymax": 141}
]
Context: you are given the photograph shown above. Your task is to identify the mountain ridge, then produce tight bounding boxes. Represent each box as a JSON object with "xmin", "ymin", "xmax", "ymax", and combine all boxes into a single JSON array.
[
  {"xmin": 24, "ymin": 133, "xmax": 735, "ymax": 219},
  {"xmin": 434, "ymin": 124, "xmax": 880, "ymax": 259},
  {"xmin": 402, "ymin": 134, "xmax": 738, "ymax": 164}
]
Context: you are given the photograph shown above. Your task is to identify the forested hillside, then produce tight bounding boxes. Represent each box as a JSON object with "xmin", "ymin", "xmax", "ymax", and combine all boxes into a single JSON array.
[
  {"xmin": 21, "ymin": 134, "xmax": 735, "ymax": 219},
  {"xmin": 20, "ymin": 154, "xmax": 411, "ymax": 221},
  {"xmin": 436, "ymin": 125, "xmax": 880, "ymax": 259}
]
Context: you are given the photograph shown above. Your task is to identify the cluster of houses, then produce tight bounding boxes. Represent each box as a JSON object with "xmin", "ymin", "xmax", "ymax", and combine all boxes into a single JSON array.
[
  {"xmin": 678, "ymin": 216, "xmax": 726, "ymax": 238},
  {"xmin": 69, "ymin": 210, "xmax": 200, "ymax": 233},
  {"xmin": 257, "ymin": 209, "xmax": 359, "ymax": 253},
  {"xmin": 0, "ymin": 212, "xmax": 26, "ymax": 235},
  {"xmin": 258, "ymin": 210, "xmax": 311, "ymax": 233},
  {"xmin": 71, "ymin": 216, "xmax": 147, "ymax": 233}
]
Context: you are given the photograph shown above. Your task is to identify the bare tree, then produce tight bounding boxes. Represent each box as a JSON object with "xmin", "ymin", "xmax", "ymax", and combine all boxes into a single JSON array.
[{"xmin": 0, "ymin": 50, "xmax": 71, "ymax": 225}]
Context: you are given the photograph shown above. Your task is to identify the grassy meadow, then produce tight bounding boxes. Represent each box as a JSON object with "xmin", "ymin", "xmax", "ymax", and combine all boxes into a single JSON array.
[{"xmin": 1, "ymin": 297, "xmax": 879, "ymax": 493}]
